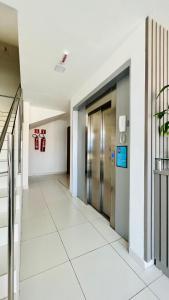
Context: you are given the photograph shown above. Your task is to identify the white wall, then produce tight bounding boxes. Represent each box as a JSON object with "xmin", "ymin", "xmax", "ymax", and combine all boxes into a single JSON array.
[
  {"xmin": 29, "ymin": 105, "xmax": 64, "ymax": 124},
  {"xmin": 29, "ymin": 119, "xmax": 67, "ymax": 176},
  {"xmin": 22, "ymin": 103, "xmax": 68, "ymax": 185},
  {"xmin": 0, "ymin": 41, "xmax": 20, "ymax": 112},
  {"xmin": 0, "ymin": 0, "xmax": 18, "ymax": 9},
  {"xmin": 70, "ymin": 21, "xmax": 146, "ymax": 265}
]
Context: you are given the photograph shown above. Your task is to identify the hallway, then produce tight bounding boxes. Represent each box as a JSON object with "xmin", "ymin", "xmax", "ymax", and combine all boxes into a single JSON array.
[{"xmin": 20, "ymin": 176, "xmax": 168, "ymax": 300}]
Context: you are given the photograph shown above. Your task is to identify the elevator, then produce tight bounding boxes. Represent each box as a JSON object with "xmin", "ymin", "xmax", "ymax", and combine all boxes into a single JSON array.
[
  {"xmin": 76, "ymin": 74, "xmax": 130, "ymax": 240},
  {"xmin": 87, "ymin": 92, "xmax": 116, "ymax": 225}
]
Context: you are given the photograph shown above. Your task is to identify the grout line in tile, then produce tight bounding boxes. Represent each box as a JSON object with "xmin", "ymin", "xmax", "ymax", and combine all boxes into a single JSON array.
[
  {"xmin": 20, "ymin": 260, "xmax": 69, "ymax": 283},
  {"xmin": 129, "ymin": 284, "xmax": 160, "ymax": 300},
  {"xmin": 109, "ymin": 242, "xmax": 159, "ymax": 288},
  {"xmin": 128, "ymin": 286, "xmax": 147, "ymax": 299},
  {"xmin": 147, "ymin": 286, "xmax": 160, "ymax": 300},
  {"xmin": 146, "ymin": 273, "xmax": 163, "ymax": 287},
  {"xmin": 70, "ymin": 243, "xmax": 110, "ymax": 262},
  {"xmin": 89, "ymin": 218, "xmax": 122, "ymax": 244},
  {"xmin": 57, "ymin": 220, "xmax": 91, "ymax": 232},
  {"xmin": 24, "ymin": 177, "xmax": 163, "ymax": 300},
  {"xmin": 21, "ymin": 229, "xmax": 58, "ymax": 243},
  {"xmin": 39, "ymin": 182, "xmax": 87, "ymax": 300}
]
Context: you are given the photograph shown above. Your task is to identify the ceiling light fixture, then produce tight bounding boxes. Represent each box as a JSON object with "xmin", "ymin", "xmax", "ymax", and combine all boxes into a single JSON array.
[{"xmin": 54, "ymin": 51, "xmax": 69, "ymax": 73}]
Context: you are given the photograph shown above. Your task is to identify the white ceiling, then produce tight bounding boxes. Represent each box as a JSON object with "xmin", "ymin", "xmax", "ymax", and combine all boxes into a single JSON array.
[
  {"xmin": 0, "ymin": 2, "xmax": 18, "ymax": 46},
  {"xmin": 4, "ymin": 0, "xmax": 169, "ymax": 112}
]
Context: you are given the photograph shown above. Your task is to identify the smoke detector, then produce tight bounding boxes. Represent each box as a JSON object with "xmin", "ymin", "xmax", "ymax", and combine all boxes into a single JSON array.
[{"xmin": 55, "ymin": 51, "xmax": 69, "ymax": 73}]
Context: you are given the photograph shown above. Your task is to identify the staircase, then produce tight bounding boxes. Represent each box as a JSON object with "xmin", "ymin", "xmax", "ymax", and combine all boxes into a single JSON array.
[{"xmin": 0, "ymin": 86, "xmax": 23, "ymax": 300}]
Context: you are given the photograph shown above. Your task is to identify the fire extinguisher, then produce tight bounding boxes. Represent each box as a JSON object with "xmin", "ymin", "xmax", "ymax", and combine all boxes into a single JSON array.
[
  {"xmin": 40, "ymin": 129, "xmax": 46, "ymax": 152},
  {"xmin": 32, "ymin": 129, "xmax": 40, "ymax": 150}
]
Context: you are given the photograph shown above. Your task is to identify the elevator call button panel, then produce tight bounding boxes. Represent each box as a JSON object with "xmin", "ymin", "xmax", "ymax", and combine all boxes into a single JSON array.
[{"xmin": 116, "ymin": 146, "xmax": 127, "ymax": 168}]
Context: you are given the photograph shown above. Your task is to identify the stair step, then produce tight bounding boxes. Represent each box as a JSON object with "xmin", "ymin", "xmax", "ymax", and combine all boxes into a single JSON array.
[
  {"xmin": 0, "ymin": 192, "xmax": 19, "ymax": 209},
  {"xmin": 0, "ymin": 175, "xmax": 8, "ymax": 189},
  {"xmin": 0, "ymin": 196, "xmax": 20, "ymax": 228},
  {"xmin": 0, "ymin": 150, "xmax": 7, "ymax": 160},
  {"xmin": 0, "ymin": 225, "xmax": 19, "ymax": 247},
  {"xmin": 0, "ymin": 245, "xmax": 7, "ymax": 276},
  {"xmin": 0, "ymin": 120, "xmax": 14, "ymax": 124},
  {"xmin": 0, "ymin": 272, "xmax": 17, "ymax": 300},
  {"xmin": 0, "ymin": 128, "xmax": 12, "ymax": 134},
  {"xmin": 0, "ymin": 212, "xmax": 8, "ymax": 228},
  {"xmin": 0, "ymin": 197, "xmax": 7, "ymax": 214},
  {"xmin": 0, "ymin": 161, "xmax": 8, "ymax": 173},
  {"xmin": 0, "ymin": 227, "xmax": 19, "ymax": 291},
  {"xmin": 0, "ymin": 189, "xmax": 7, "ymax": 198}
]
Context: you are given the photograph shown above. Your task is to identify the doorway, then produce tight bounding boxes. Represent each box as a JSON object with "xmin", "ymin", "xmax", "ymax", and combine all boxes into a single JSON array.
[{"xmin": 76, "ymin": 73, "xmax": 130, "ymax": 241}]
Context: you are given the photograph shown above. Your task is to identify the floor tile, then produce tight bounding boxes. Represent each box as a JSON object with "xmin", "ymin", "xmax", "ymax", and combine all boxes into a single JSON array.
[
  {"xmin": 60, "ymin": 222, "xmax": 107, "ymax": 259},
  {"xmin": 46, "ymin": 196, "xmax": 75, "ymax": 212},
  {"xmin": 72, "ymin": 245, "xmax": 145, "ymax": 300},
  {"xmin": 92, "ymin": 217, "xmax": 121, "ymax": 243},
  {"xmin": 149, "ymin": 275, "xmax": 169, "ymax": 300},
  {"xmin": 51, "ymin": 206, "xmax": 87, "ymax": 230},
  {"xmin": 20, "ymin": 262, "xmax": 84, "ymax": 300},
  {"xmin": 111, "ymin": 239, "xmax": 162, "ymax": 285},
  {"xmin": 22, "ymin": 206, "xmax": 49, "ymax": 221},
  {"xmin": 21, "ymin": 211, "xmax": 56, "ymax": 241},
  {"xmin": 71, "ymin": 197, "xmax": 87, "ymax": 210},
  {"xmin": 20, "ymin": 232, "xmax": 68, "ymax": 280},
  {"xmin": 22, "ymin": 190, "xmax": 48, "ymax": 220},
  {"xmin": 131, "ymin": 288, "xmax": 158, "ymax": 299},
  {"xmin": 78, "ymin": 204, "xmax": 104, "ymax": 222}
]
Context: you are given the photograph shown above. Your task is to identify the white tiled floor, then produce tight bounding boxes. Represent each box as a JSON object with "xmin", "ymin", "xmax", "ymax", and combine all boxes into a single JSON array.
[{"xmin": 20, "ymin": 175, "xmax": 169, "ymax": 300}]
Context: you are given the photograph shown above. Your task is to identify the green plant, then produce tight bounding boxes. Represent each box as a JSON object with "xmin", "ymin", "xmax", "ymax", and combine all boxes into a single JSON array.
[{"xmin": 154, "ymin": 84, "xmax": 169, "ymax": 135}]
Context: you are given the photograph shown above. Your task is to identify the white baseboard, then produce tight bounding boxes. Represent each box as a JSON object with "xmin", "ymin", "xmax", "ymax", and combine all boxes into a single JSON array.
[
  {"xmin": 29, "ymin": 171, "xmax": 66, "ymax": 177},
  {"xmin": 129, "ymin": 248, "xmax": 154, "ymax": 269}
]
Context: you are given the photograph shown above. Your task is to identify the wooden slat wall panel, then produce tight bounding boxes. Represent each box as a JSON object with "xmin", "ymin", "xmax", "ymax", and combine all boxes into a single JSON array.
[
  {"xmin": 154, "ymin": 174, "xmax": 161, "ymax": 262},
  {"xmin": 145, "ymin": 17, "xmax": 169, "ymax": 262},
  {"xmin": 168, "ymin": 177, "xmax": 169, "ymax": 268},
  {"xmin": 161, "ymin": 175, "xmax": 167, "ymax": 268},
  {"xmin": 154, "ymin": 173, "xmax": 169, "ymax": 277}
]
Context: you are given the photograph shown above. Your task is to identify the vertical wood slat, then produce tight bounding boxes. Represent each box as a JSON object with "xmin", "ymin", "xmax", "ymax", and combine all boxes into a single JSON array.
[
  {"xmin": 160, "ymin": 26, "xmax": 164, "ymax": 160},
  {"xmin": 152, "ymin": 21, "xmax": 156, "ymax": 259},
  {"xmin": 145, "ymin": 17, "xmax": 169, "ymax": 263},
  {"xmin": 154, "ymin": 174, "xmax": 161, "ymax": 262},
  {"xmin": 145, "ymin": 17, "xmax": 153, "ymax": 261},
  {"xmin": 156, "ymin": 23, "xmax": 160, "ymax": 159},
  {"xmin": 164, "ymin": 29, "xmax": 168, "ymax": 161},
  {"xmin": 161, "ymin": 175, "xmax": 168, "ymax": 267},
  {"xmin": 168, "ymin": 177, "xmax": 169, "ymax": 268},
  {"xmin": 167, "ymin": 31, "xmax": 169, "ymax": 168}
]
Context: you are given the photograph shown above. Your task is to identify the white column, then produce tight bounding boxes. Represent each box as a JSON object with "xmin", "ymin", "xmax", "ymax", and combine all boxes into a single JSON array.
[{"xmin": 22, "ymin": 101, "xmax": 30, "ymax": 189}]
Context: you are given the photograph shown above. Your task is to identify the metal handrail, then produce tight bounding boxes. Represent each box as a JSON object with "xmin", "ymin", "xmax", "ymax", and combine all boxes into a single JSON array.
[
  {"xmin": 0, "ymin": 84, "xmax": 21, "ymax": 152},
  {"xmin": 0, "ymin": 84, "xmax": 22, "ymax": 300},
  {"xmin": 18, "ymin": 97, "xmax": 23, "ymax": 173},
  {"xmin": 7, "ymin": 134, "xmax": 15, "ymax": 300}
]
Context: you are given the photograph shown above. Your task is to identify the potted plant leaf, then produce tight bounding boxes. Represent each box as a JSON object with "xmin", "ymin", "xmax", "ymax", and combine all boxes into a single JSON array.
[{"xmin": 155, "ymin": 84, "xmax": 169, "ymax": 135}]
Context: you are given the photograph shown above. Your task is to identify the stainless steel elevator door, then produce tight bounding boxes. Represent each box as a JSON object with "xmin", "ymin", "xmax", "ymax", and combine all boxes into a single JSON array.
[
  {"xmin": 87, "ymin": 105, "xmax": 116, "ymax": 220},
  {"xmin": 89, "ymin": 110, "xmax": 102, "ymax": 211},
  {"xmin": 102, "ymin": 108, "xmax": 116, "ymax": 218}
]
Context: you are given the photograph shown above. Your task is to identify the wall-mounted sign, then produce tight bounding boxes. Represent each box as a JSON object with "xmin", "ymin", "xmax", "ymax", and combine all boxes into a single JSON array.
[
  {"xmin": 32, "ymin": 128, "xmax": 47, "ymax": 152},
  {"xmin": 116, "ymin": 146, "xmax": 127, "ymax": 168}
]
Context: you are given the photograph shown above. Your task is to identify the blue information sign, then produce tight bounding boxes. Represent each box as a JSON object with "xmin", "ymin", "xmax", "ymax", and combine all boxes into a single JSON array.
[{"xmin": 116, "ymin": 146, "xmax": 127, "ymax": 168}]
